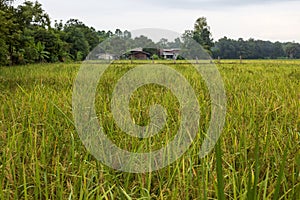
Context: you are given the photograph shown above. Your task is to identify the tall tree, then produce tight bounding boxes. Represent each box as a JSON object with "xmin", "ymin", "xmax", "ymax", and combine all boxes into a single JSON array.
[
  {"xmin": 64, "ymin": 19, "xmax": 99, "ymax": 51},
  {"xmin": 0, "ymin": 0, "xmax": 22, "ymax": 65},
  {"xmin": 123, "ymin": 30, "xmax": 131, "ymax": 39},
  {"xmin": 115, "ymin": 29, "xmax": 122, "ymax": 37},
  {"xmin": 17, "ymin": 1, "xmax": 50, "ymax": 29},
  {"xmin": 193, "ymin": 17, "xmax": 214, "ymax": 54}
]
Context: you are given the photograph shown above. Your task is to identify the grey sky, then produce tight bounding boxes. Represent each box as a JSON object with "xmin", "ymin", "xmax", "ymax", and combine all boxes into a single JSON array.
[
  {"xmin": 136, "ymin": 0, "xmax": 298, "ymax": 9},
  {"xmin": 15, "ymin": 0, "xmax": 300, "ymax": 42}
]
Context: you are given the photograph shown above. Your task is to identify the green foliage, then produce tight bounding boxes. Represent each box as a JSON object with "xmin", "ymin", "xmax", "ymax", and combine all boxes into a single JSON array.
[
  {"xmin": 193, "ymin": 17, "xmax": 214, "ymax": 51},
  {"xmin": 133, "ymin": 35, "xmax": 156, "ymax": 48},
  {"xmin": 152, "ymin": 54, "xmax": 159, "ymax": 60},
  {"xmin": 216, "ymin": 139, "xmax": 225, "ymax": 200},
  {"xmin": 0, "ymin": 60, "xmax": 299, "ymax": 199},
  {"xmin": 16, "ymin": 1, "xmax": 50, "ymax": 29},
  {"xmin": 283, "ymin": 42, "xmax": 300, "ymax": 58},
  {"xmin": 182, "ymin": 17, "xmax": 214, "ymax": 54},
  {"xmin": 64, "ymin": 19, "xmax": 99, "ymax": 51},
  {"xmin": 0, "ymin": 35, "xmax": 9, "ymax": 65},
  {"xmin": 35, "ymin": 41, "xmax": 49, "ymax": 62},
  {"xmin": 212, "ymin": 37, "xmax": 299, "ymax": 59},
  {"xmin": 0, "ymin": 1, "xmax": 126, "ymax": 65}
]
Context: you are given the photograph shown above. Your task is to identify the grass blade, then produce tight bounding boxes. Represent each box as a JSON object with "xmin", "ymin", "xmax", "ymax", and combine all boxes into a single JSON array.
[
  {"xmin": 273, "ymin": 146, "xmax": 288, "ymax": 200},
  {"xmin": 216, "ymin": 139, "xmax": 225, "ymax": 200}
]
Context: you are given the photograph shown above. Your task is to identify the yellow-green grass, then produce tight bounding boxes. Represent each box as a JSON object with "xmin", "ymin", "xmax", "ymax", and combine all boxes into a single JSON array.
[{"xmin": 0, "ymin": 60, "xmax": 299, "ymax": 199}]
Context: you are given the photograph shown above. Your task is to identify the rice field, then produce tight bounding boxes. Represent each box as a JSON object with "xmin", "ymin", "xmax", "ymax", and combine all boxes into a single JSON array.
[{"xmin": 0, "ymin": 60, "xmax": 299, "ymax": 199}]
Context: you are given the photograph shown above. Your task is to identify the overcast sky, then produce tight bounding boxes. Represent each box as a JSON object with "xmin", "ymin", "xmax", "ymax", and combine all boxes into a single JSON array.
[{"xmin": 14, "ymin": 0, "xmax": 300, "ymax": 42}]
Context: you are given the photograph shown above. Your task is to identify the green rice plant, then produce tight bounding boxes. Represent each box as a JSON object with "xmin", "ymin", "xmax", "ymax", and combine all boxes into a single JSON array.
[{"xmin": 0, "ymin": 60, "xmax": 299, "ymax": 199}]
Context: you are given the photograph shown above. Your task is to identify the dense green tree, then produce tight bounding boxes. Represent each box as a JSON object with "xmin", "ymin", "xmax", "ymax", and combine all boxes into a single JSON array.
[
  {"xmin": 63, "ymin": 26, "xmax": 89, "ymax": 61},
  {"xmin": 283, "ymin": 42, "xmax": 300, "ymax": 59},
  {"xmin": 167, "ymin": 38, "xmax": 182, "ymax": 48},
  {"xmin": 132, "ymin": 35, "xmax": 156, "ymax": 48},
  {"xmin": 14, "ymin": 1, "xmax": 65, "ymax": 63},
  {"xmin": 0, "ymin": 9, "xmax": 10, "ymax": 65},
  {"xmin": 123, "ymin": 30, "xmax": 131, "ymax": 39},
  {"xmin": 18, "ymin": 28, "xmax": 37, "ymax": 63},
  {"xmin": 0, "ymin": 0, "xmax": 55, "ymax": 64},
  {"xmin": 115, "ymin": 29, "xmax": 122, "ymax": 37},
  {"xmin": 181, "ymin": 30, "xmax": 210, "ymax": 59},
  {"xmin": 213, "ymin": 37, "xmax": 289, "ymax": 59},
  {"xmin": 34, "ymin": 28, "xmax": 66, "ymax": 62},
  {"xmin": 63, "ymin": 19, "xmax": 100, "ymax": 60},
  {"xmin": 2, "ymin": 2, "xmax": 22, "ymax": 65},
  {"xmin": 97, "ymin": 30, "xmax": 109, "ymax": 43},
  {"xmin": 0, "ymin": 1, "xmax": 116, "ymax": 65},
  {"xmin": 193, "ymin": 17, "xmax": 214, "ymax": 53},
  {"xmin": 212, "ymin": 37, "xmax": 237, "ymax": 59},
  {"xmin": 181, "ymin": 17, "xmax": 214, "ymax": 56},
  {"xmin": 16, "ymin": 1, "xmax": 50, "ymax": 29},
  {"xmin": 272, "ymin": 42, "xmax": 285, "ymax": 58}
]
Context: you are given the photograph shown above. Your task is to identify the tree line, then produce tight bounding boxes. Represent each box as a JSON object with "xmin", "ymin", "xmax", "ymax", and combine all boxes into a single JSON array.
[
  {"xmin": 212, "ymin": 37, "xmax": 300, "ymax": 59},
  {"xmin": 1, "ymin": 0, "xmax": 300, "ymax": 66}
]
